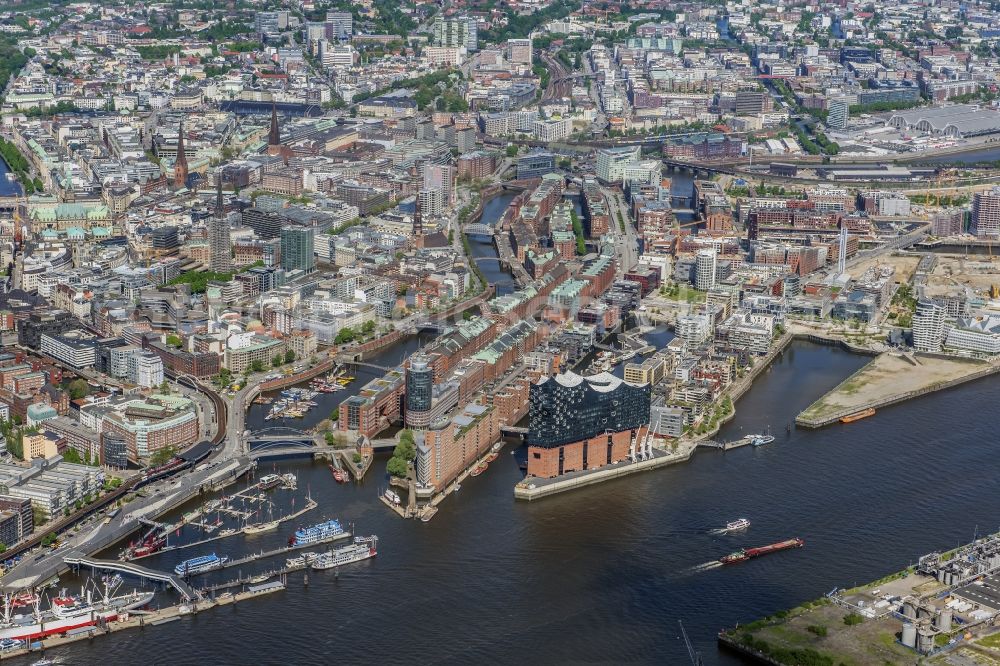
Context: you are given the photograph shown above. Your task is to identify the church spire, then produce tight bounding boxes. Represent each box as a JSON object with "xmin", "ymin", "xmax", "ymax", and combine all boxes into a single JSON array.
[
  {"xmin": 174, "ymin": 121, "xmax": 188, "ymax": 189},
  {"xmin": 268, "ymin": 102, "xmax": 280, "ymax": 147}
]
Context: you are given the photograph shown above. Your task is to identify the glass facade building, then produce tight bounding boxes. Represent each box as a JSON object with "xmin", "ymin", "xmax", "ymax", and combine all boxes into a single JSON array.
[
  {"xmin": 406, "ymin": 356, "xmax": 433, "ymax": 415},
  {"xmin": 527, "ymin": 372, "xmax": 651, "ymax": 448},
  {"xmin": 280, "ymin": 225, "xmax": 315, "ymax": 273}
]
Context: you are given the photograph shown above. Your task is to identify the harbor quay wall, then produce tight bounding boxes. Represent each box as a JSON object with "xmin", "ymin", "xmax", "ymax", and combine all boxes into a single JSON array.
[
  {"xmin": 512, "ymin": 332, "xmax": 896, "ymax": 500},
  {"xmin": 791, "ymin": 334, "xmax": 880, "ymax": 357},
  {"xmin": 351, "ymin": 329, "xmax": 406, "ymax": 360},
  {"xmin": 716, "ymin": 633, "xmax": 785, "ymax": 665},
  {"xmin": 5, "ymin": 585, "xmax": 285, "ymax": 660}
]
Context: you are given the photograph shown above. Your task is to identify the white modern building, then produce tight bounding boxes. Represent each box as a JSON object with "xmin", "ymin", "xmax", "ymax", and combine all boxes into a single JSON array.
[
  {"xmin": 128, "ymin": 351, "xmax": 164, "ymax": 388},
  {"xmin": 695, "ymin": 248, "xmax": 718, "ymax": 291},
  {"xmin": 912, "ymin": 300, "xmax": 945, "ymax": 352},
  {"xmin": 596, "ymin": 146, "xmax": 641, "ymax": 184},
  {"xmin": 944, "ymin": 313, "xmax": 1000, "ymax": 355}
]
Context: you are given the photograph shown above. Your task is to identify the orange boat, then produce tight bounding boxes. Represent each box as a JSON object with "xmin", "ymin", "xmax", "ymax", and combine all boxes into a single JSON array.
[
  {"xmin": 470, "ymin": 462, "xmax": 489, "ymax": 477},
  {"xmin": 841, "ymin": 407, "xmax": 875, "ymax": 423}
]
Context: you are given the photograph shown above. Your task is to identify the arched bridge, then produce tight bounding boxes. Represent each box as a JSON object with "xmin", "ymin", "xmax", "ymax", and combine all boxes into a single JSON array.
[{"xmin": 247, "ymin": 427, "xmax": 317, "ymax": 454}]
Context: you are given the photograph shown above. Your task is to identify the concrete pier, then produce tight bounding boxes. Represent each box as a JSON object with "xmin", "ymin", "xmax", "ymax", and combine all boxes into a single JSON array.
[{"xmin": 0, "ymin": 583, "xmax": 286, "ymax": 661}]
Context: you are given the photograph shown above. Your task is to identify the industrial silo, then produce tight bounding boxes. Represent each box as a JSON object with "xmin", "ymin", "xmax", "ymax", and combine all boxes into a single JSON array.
[
  {"xmin": 917, "ymin": 628, "xmax": 935, "ymax": 654},
  {"xmin": 901, "ymin": 623, "xmax": 917, "ymax": 648},
  {"xmin": 936, "ymin": 608, "xmax": 953, "ymax": 632}
]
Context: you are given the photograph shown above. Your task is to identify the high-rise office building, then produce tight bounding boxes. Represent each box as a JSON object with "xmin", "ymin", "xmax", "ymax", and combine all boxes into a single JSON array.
[
  {"xmin": 405, "ymin": 355, "xmax": 434, "ymax": 425},
  {"xmin": 913, "ymin": 300, "xmax": 945, "ymax": 352},
  {"xmin": 209, "ymin": 182, "xmax": 232, "ymax": 273},
  {"xmin": 527, "ymin": 372, "xmax": 651, "ymax": 478},
  {"xmin": 325, "ymin": 11, "xmax": 353, "ymax": 39},
  {"xmin": 972, "ymin": 188, "xmax": 1000, "ymax": 238},
  {"xmin": 422, "ymin": 164, "xmax": 456, "ymax": 205},
  {"xmin": 255, "ymin": 10, "xmax": 289, "ymax": 39},
  {"xmin": 433, "ymin": 16, "xmax": 477, "ymax": 51},
  {"xmin": 827, "ymin": 97, "xmax": 850, "ymax": 130},
  {"xmin": 417, "ymin": 188, "xmax": 446, "ymax": 218},
  {"xmin": 695, "ymin": 248, "xmax": 717, "ymax": 291},
  {"xmin": 280, "ymin": 226, "xmax": 315, "ymax": 274}
]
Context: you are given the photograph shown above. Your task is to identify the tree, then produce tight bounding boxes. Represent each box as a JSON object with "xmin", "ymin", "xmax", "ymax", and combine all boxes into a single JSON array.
[
  {"xmin": 32, "ymin": 505, "xmax": 45, "ymax": 527},
  {"xmin": 159, "ymin": 380, "xmax": 170, "ymax": 395},
  {"xmin": 284, "ymin": 349, "xmax": 296, "ymax": 364},
  {"xmin": 149, "ymin": 445, "xmax": 177, "ymax": 466},
  {"xmin": 505, "ymin": 145, "xmax": 518, "ymax": 158},
  {"xmin": 67, "ymin": 379, "xmax": 89, "ymax": 400},
  {"xmin": 272, "ymin": 354, "xmax": 283, "ymax": 368},
  {"xmin": 334, "ymin": 327, "xmax": 356, "ymax": 345},
  {"xmin": 63, "ymin": 447, "xmax": 82, "ymax": 464},
  {"xmin": 324, "ymin": 431, "xmax": 335, "ymax": 446},
  {"xmin": 386, "ymin": 456, "xmax": 408, "ymax": 477},
  {"xmin": 361, "ymin": 320, "xmax": 376, "ymax": 335},
  {"xmin": 250, "ymin": 359, "xmax": 265, "ymax": 373},
  {"xmin": 395, "ymin": 430, "xmax": 416, "ymax": 460},
  {"xmin": 215, "ymin": 368, "xmax": 232, "ymax": 387}
]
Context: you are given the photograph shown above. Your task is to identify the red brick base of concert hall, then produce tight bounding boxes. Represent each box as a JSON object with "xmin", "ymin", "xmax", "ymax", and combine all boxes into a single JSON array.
[{"xmin": 527, "ymin": 428, "xmax": 648, "ymax": 479}]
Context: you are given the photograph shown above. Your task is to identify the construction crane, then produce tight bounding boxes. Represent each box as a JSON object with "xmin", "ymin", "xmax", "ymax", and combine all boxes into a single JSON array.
[{"xmin": 679, "ymin": 621, "xmax": 704, "ymax": 666}]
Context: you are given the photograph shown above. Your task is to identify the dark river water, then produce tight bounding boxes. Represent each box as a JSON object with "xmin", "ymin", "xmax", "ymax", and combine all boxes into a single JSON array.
[{"xmin": 45, "ymin": 340, "xmax": 1000, "ymax": 665}]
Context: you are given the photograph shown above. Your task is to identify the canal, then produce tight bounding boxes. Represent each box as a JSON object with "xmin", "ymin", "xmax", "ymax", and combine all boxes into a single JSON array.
[
  {"xmin": 0, "ymin": 155, "xmax": 22, "ymax": 197},
  {"xmin": 244, "ymin": 333, "xmax": 436, "ymax": 432},
  {"xmin": 466, "ymin": 192, "xmax": 518, "ymax": 296},
  {"xmin": 60, "ymin": 340, "xmax": 1000, "ymax": 664}
]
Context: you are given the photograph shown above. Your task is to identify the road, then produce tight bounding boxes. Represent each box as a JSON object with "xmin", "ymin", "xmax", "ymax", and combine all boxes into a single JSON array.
[{"xmin": 603, "ymin": 187, "xmax": 640, "ymax": 275}]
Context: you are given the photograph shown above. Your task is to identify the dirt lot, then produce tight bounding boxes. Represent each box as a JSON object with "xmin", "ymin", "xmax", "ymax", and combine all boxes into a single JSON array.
[
  {"xmin": 851, "ymin": 254, "xmax": 923, "ymax": 285},
  {"xmin": 798, "ymin": 352, "xmax": 991, "ymax": 424},
  {"xmin": 925, "ymin": 253, "xmax": 1000, "ymax": 299}
]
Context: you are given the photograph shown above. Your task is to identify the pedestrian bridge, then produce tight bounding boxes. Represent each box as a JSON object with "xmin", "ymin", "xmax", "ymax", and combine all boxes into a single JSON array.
[{"xmin": 63, "ymin": 552, "xmax": 197, "ymax": 600}]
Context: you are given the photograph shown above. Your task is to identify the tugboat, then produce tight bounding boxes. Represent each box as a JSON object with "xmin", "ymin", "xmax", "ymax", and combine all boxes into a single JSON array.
[{"xmin": 470, "ymin": 462, "xmax": 489, "ymax": 477}]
